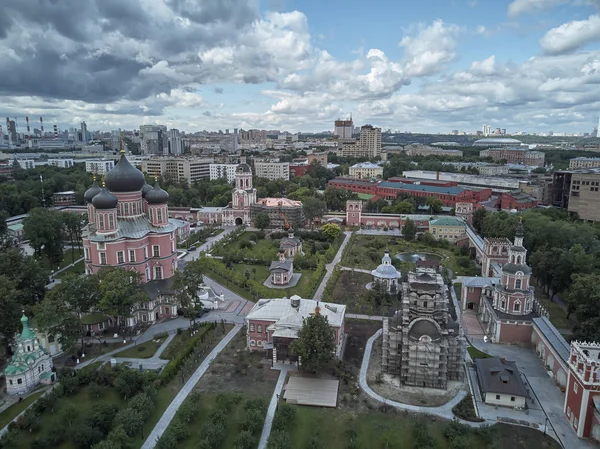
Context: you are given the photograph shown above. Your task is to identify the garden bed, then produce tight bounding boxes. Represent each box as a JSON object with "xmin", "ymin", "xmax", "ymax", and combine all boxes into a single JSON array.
[{"xmin": 452, "ymin": 394, "xmax": 484, "ymax": 422}]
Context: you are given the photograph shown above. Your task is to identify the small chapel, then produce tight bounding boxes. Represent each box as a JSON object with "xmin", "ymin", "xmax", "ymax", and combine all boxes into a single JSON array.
[{"xmin": 4, "ymin": 314, "xmax": 55, "ymax": 395}]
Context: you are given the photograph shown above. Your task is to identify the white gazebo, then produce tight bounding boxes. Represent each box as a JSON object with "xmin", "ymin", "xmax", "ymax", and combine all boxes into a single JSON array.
[{"xmin": 371, "ymin": 250, "xmax": 401, "ymax": 292}]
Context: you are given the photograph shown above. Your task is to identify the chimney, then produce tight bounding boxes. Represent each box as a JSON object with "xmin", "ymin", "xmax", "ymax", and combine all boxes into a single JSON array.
[
  {"xmin": 436, "ymin": 171, "xmax": 440, "ymax": 181},
  {"xmin": 279, "ymin": 249, "xmax": 285, "ymax": 262}
]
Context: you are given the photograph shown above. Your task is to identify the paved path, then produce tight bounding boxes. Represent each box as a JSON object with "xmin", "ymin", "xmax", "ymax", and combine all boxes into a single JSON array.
[
  {"xmin": 257, "ymin": 367, "xmax": 289, "ymax": 449},
  {"xmin": 141, "ymin": 324, "xmax": 243, "ymax": 449},
  {"xmin": 340, "ymin": 266, "xmax": 371, "ymax": 274},
  {"xmin": 359, "ymin": 328, "xmax": 490, "ymax": 426},
  {"xmin": 312, "ymin": 231, "xmax": 352, "ymax": 300},
  {"xmin": 111, "ymin": 333, "xmax": 177, "ymax": 370}
]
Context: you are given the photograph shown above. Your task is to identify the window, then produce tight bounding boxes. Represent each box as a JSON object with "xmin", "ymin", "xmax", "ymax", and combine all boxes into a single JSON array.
[
  {"xmin": 571, "ymin": 191, "xmax": 580, "ymax": 197},
  {"xmin": 495, "ymin": 394, "xmax": 500, "ymax": 400},
  {"xmin": 142, "ymin": 315, "xmax": 147, "ymax": 322},
  {"xmin": 500, "ymin": 300, "xmax": 506, "ymax": 309},
  {"xmin": 99, "ymin": 252, "xmax": 107, "ymax": 265},
  {"xmin": 510, "ymin": 396, "xmax": 515, "ymax": 402},
  {"xmin": 117, "ymin": 251, "xmax": 124, "ymax": 264},
  {"xmin": 144, "ymin": 247, "xmax": 148, "ymax": 258},
  {"xmin": 250, "ymin": 324, "xmax": 255, "ymax": 332},
  {"xmin": 574, "ymin": 382, "xmax": 578, "ymax": 393},
  {"xmin": 153, "ymin": 245, "xmax": 160, "ymax": 257},
  {"xmin": 17, "ymin": 378, "xmax": 22, "ymax": 385},
  {"xmin": 98, "ymin": 242, "xmax": 105, "ymax": 250},
  {"xmin": 158, "ymin": 208, "xmax": 163, "ymax": 222},
  {"xmin": 514, "ymin": 302, "xmax": 521, "ymax": 312},
  {"xmin": 423, "ymin": 301, "xmax": 428, "ymax": 309},
  {"xmin": 258, "ymin": 325, "xmax": 263, "ymax": 333},
  {"xmin": 27, "ymin": 345, "xmax": 31, "ymax": 352},
  {"xmin": 108, "ymin": 214, "xmax": 114, "ymax": 228},
  {"xmin": 132, "ymin": 202, "xmax": 137, "ymax": 215},
  {"xmin": 124, "ymin": 203, "xmax": 129, "ymax": 215},
  {"xmin": 48, "ymin": 335, "xmax": 55, "ymax": 343},
  {"xmin": 99, "ymin": 322, "xmax": 104, "ymax": 330},
  {"xmin": 145, "ymin": 267, "xmax": 150, "ymax": 282},
  {"xmin": 515, "ymin": 279, "xmax": 522, "ymax": 289},
  {"xmin": 85, "ymin": 248, "xmax": 90, "ymax": 260},
  {"xmin": 8, "ymin": 380, "xmax": 12, "ymax": 385},
  {"xmin": 154, "ymin": 266, "xmax": 163, "ymax": 280},
  {"xmin": 129, "ymin": 250, "xmax": 136, "ymax": 262},
  {"xmin": 98, "ymin": 214, "xmax": 105, "ymax": 230},
  {"xmin": 250, "ymin": 340, "xmax": 256, "ymax": 347}
]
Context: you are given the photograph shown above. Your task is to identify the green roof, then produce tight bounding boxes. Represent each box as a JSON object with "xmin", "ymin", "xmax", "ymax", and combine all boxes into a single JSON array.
[
  {"xmin": 357, "ymin": 193, "xmax": 375, "ymax": 200},
  {"xmin": 81, "ymin": 312, "xmax": 110, "ymax": 325},
  {"xmin": 8, "ymin": 223, "xmax": 23, "ymax": 232},
  {"xmin": 430, "ymin": 217, "xmax": 465, "ymax": 227},
  {"xmin": 17, "ymin": 314, "xmax": 35, "ymax": 341}
]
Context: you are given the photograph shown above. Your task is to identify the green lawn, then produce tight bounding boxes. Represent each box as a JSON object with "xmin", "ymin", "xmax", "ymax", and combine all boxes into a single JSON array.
[
  {"xmin": 231, "ymin": 263, "xmax": 321, "ymax": 299},
  {"xmin": 0, "ymin": 390, "xmax": 45, "ymax": 429},
  {"xmin": 467, "ymin": 345, "xmax": 493, "ymax": 359},
  {"xmin": 534, "ymin": 291, "xmax": 576, "ymax": 330},
  {"xmin": 55, "ymin": 259, "xmax": 85, "ymax": 279},
  {"xmin": 113, "ymin": 338, "xmax": 165, "ymax": 358},
  {"xmin": 36, "ymin": 248, "xmax": 84, "ymax": 272},
  {"xmin": 328, "ymin": 270, "xmax": 398, "ymax": 315},
  {"xmin": 212, "ymin": 231, "xmax": 279, "ymax": 258}
]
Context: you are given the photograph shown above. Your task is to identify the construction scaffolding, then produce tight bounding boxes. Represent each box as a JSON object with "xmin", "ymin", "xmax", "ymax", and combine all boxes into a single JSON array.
[{"xmin": 382, "ymin": 268, "xmax": 464, "ymax": 389}]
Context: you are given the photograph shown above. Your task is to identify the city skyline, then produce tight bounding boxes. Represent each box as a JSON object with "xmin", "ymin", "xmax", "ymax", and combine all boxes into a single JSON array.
[{"xmin": 2, "ymin": 1, "xmax": 600, "ymax": 133}]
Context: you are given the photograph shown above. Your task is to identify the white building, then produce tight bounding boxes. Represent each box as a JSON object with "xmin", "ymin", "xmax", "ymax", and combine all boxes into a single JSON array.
[
  {"xmin": 254, "ymin": 161, "xmax": 290, "ymax": 181},
  {"xmin": 475, "ymin": 357, "xmax": 527, "ymax": 408},
  {"xmin": 86, "ymin": 159, "xmax": 115, "ymax": 175},
  {"xmin": 209, "ymin": 163, "xmax": 238, "ymax": 183},
  {"xmin": 359, "ymin": 125, "xmax": 382, "ymax": 158},
  {"xmin": 16, "ymin": 159, "xmax": 35, "ymax": 169},
  {"xmin": 569, "ymin": 157, "xmax": 600, "ymax": 169},
  {"xmin": 48, "ymin": 158, "xmax": 74, "ymax": 168}
]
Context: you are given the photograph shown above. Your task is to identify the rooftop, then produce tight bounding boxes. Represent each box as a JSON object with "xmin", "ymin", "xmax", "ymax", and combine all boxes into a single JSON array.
[
  {"xmin": 532, "ymin": 317, "xmax": 570, "ymax": 363},
  {"xmin": 246, "ymin": 296, "xmax": 345, "ymax": 328},
  {"xmin": 475, "ymin": 356, "xmax": 528, "ymax": 397},
  {"xmin": 351, "ymin": 162, "xmax": 381, "ymax": 169},
  {"xmin": 379, "ymin": 181, "xmax": 465, "ymax": 195},
  {"xmin": 256, "ymin": 198, "xmax": 302, "ymax": 208},
  {"xmin": 430, "ymin": 217, "xmax": 465, "ymax": 227},
  {"xmin": 475, "ymin": 138, "xmax": 523, "ymax": 145}
]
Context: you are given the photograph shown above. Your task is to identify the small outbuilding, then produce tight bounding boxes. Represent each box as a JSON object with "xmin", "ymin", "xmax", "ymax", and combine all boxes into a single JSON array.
[
  {"xmin": 371, "ymin": 250, "xmax": 401, "ymax": 292},
  {"xmin": 475, "ymin": 356, "xmax": 528, "ymax": 408}
]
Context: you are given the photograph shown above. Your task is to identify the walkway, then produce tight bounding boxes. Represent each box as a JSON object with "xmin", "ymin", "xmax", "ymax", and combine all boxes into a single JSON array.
[
  {"xmin": 359, "ymin": 329, "xmax": 489, "ymax": 426},
  {"xmin": 112, "ymin": 333, "xmax": 176, "ymax": 370},
  {"xmin": 312, "ymin": 231, "xmax": 352, "ymax": 300},
  {"xmin": 339, "ymin": 266, "xmax": 371, "ymax": 274},
  {"xmin": 257, "ymin": 367, "xmax": 290, "ymax": 449},
  {"xmin": 141, "ymin": 324, "xmax": 243, "ymax": 449}
]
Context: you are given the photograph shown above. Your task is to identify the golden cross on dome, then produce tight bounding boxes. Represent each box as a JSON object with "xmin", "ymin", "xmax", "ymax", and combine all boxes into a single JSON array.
[{"xmin": 120, "ymin": 132, "xmax": 125, "ymax": 154}]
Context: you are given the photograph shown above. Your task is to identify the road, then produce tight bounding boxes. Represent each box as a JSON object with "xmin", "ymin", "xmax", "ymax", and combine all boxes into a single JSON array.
[{"xmin": 257, "ymin": 367, "xmax": 290, "ymax": 449}]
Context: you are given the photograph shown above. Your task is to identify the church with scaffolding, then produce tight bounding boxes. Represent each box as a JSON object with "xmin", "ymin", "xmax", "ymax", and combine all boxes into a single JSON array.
[{"xmin": 381, "ymin": 267, "xmax": 464, "ymax": 389}]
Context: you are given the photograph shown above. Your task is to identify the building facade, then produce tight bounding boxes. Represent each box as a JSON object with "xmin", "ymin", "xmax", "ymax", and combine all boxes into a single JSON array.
[
  {"xmin": 254, "ymin": 161, "xmax": 290, "ymax": 181},
  {"xmin": 48, "ymin": 158, "xmax": 74, "ymax": 168},
  {"xmin": 86, "ymin": 159, "xmax": 115, "ymax": 175},
  {"xmin": 307, "ymin": 152, "xmax": 328, "ymax": 167},
  {"xmin": 269, "ymin": 250, "xmax": 294, "ymax": 285},
  {"xmin": 52, "ymin": 191, "xmax": 76, "ymax": 206},
  {"xmin": 167, "ymin": 129, "xmax": 183, "ymax": 155},
  {"xmin": 428, "ymin": 217, "xmax": 466, "ymax": 242},
  {"xmin": 382, "ymin": 267, "xmax": 464, "ymax": 389},
  {"xmin": 140, "ymin": 125, "xmax": 167, "ymax": 155},
  {"xmin": 480, "ymin": 148, "xmax": 545, "ymax": 166},
  {"xmin": 250, "ymin": 198, "xmax": 304, "ymax": 230},
  {"xmin": 334, "ymin": 119, "xmax": 354, "ymax": 138},
  {"xmin": 371, "ymin": 250, "xmax": 401, "ymax": 292},
  {"xmin": 141, "ymin": 157, "xmax": 213, "ymax": 187},
  {"xmin": 82, "ymin": 152, "xmax": 179, "ymax": 326},
  {"xmin": 349, "ymin": 162, "xmax": 383, "ymax": 179},
  {"xmin": 404, "ymin": 144, "xmax": 463, "ymax": 158},
  {"xmin": 359, "ymin": 125, "xmax": 382, "ymax": 158},
  {"xmin": 569, "ymin": 157, "xmax": 600, "ymax": 169},
  {"xmin": 209, "ymin": 163, "xmax": 238, "ymax": 183},
  {"xmin": 496, "ymin": 191, "xmax": 538, "ymax": 211}
]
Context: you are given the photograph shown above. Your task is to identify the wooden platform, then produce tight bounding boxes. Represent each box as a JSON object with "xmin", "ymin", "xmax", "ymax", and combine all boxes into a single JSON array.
[{"xmin": 283, "ymin": 377, "xmax": 339, "ymax": 408}]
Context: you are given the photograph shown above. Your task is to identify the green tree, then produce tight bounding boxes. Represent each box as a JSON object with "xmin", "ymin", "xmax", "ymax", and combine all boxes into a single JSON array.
[
  {"xmin": 97, "ymin": 268, "xmax": 147, "ymax": 327},
  {"xmin": 396, "ymin": 199, "xmax": 416, "ymax": 214},
  {"xmin": 323, "ymin": 186, "xmax": 357, "ymax": 211},
  {"xmin": 254, "ymin": 212, "xmax": 270, "ymax": 230},
  {"xmin": 472, "ymin": 208, "xmax": 487, "ymax": 233},
  {"xmin": 402, "ymin": 218, "xmax": 417, "ymax": 241},
  {"xmin": 568, "ymin": 274, "xmax": 600, "ymax": 339},
  {"xmin": 426, "ymin": 197, "xmax": 443, "ymax": 214},
  {"xmin": 321, "ymin": 223, "xmax": 342, "ymax": 241},
  {"xmin": 0, "ymin": 277, "xmax": 23, "ymax": 349},
  {"xmin": 302, "ymin": 197, "xmax": 327, "ymax": 228},
  {"xmin": 62, "ymin": 212, "xmax": 86, "ymax": 263},
  {"xmin": 172, "ymin": 261, "xmax": 205, "ymax": 319},
  {"xmin": 0, "ymin": 247, "xmax": 48, "ymax": 308},
  {"xmin": 35, "ymin": 273, "xmax": 100, "ymax": 352},
  {"xmin": 23, "ymin": 207, "xmax": 65, "ymax": 266},
  {"xmin": 290, "ymin": 313, "xmax": 335, "ymax": 372}
]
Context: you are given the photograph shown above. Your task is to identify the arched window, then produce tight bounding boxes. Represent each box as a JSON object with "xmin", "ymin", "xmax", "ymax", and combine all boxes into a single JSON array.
[
  {"xmin": 515, "ymin": 279, "xmax": 522, "ymax": 289},
  {"xmin": 27, "ymin": 345, "xmax": 31, "ymax": 352},
  {"xmin": 514, "ymin": 302, "xmax": 521, "ymax": 312},
  {"xmin": 500, "ymin": 299, "xmax": 506, "ymax": 309}
]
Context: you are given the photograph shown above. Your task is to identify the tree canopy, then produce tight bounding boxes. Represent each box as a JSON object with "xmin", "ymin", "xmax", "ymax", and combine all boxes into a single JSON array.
[
  {"xmin": 254, "ymin": 212, "xmax": 270, "ymax": 230},
  {"xmin": 403, "ymin": 218, "xmax": 417, "ymax": 241},
  {"xmin": 290, "ymin": 313, "xmax": 336, "ymax": 372}
]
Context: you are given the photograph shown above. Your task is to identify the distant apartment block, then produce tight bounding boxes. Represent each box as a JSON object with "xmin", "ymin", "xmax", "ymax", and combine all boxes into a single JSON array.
[
  {"xmin": 477, "ymin": 165, "xmax": 510, "ymax": 176},
  {"xmin": 86, "ymin": 159, "xmax": 115, "ymax": 175},
  {"xmin": 349, "ymin": 162, "xmax": 383, "ymax": 179},
  {"xmin": 141, "ymin": 157, "xmax": 213, "ymax": 186},
  {"xmin": 404, "ymin": 144, "xmax": 463, "ymax": 158},
  {"xmin": 16, "ymin": 159, "xmax": 35, "ymax": 169},
  {"xmin": 569, "ymin": 157, "xmax": 600, "ymax": 169},
  {"xmin": 359, "ymin": 125, "xmax": 382, "ymax": 158},
  {"xmin": 307, "ymin": 152, "xmax": 328, "ymax": 167},
  {"xmin": 167, "ymin": 129, "xmax": 183, "ymax": 155},
  {"xmin": 254, "ymin": 161, "xmax": 290, "ymax": 181},
  {"xmin": 334, "ymin": 119, "xmax": 354, "ymax": 139},
  {"xmin": 48, "ymin": 159, "xmax": 74, "ymax": 168},
  {"xmin": 140, "ymin": 125, "xmax": 167, "ymax": 155},
  {"xmin": 480, "ymin": 147, "xmax": 545, "ymax": 166},
  {"xmin": 209, "ymin": 163, "xmax": 238, "ymax": 183}
]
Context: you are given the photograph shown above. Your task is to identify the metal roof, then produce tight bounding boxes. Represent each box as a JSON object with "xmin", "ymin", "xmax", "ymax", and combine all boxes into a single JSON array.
[
  {"xmin": 246, "ymin": 296, "xmax": 345, "ymax": 328},
  {"xmin": 378, "ymin": 181, "xmax": 464, "ymax": 195},
  {"xmin": 532, "ymin": 317, "xmax": 570, "ymax": 363},
  {"xmin": 461, "ymin": 276, "xmax": 501, "ymax": 288},
  {"xmin": 86, "ymin": 216, "xmax": 178, "ymax": 242},
  {"xmin": 475, "ymin": 357, "xmax": 528, "ymax": 397}
]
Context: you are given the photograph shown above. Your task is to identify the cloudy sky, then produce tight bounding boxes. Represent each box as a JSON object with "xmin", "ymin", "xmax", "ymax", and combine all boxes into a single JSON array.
[{"xmin": 2, "ymin": 0, "xmax": 600, "ymax": 134}]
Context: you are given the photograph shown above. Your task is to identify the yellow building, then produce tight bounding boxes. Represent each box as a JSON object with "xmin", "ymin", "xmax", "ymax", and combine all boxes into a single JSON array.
[
  {"xmin": 428, "ymin": 217, "xmax": 466, "ymax": 242},
  {"xmin": 348, "ymin": 162, "xmax": 383, "ymax": 179}
]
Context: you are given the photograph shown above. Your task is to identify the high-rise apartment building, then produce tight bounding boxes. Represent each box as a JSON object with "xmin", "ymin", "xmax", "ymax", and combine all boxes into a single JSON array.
[
  {"xmin": 141, "ymin": 157, "xmax": 213, "ymax": 186},
  {"xmin": 334, "ymin": 119, "xmax": 354, "ymax": 138},
  {"xmin": 359, "ymin": 125, "xmax": 382, "ymax": 158},
  {"xmin": 167, "ymin": 129, "xmax": 183, "ymax": 155},
  {"xmin": 86, "ymin": 159, "xmax": 115, "ymax": 175},
  {"xmin": 209, "ymin": 163, "xmax": 238, "ymax": 183},
  {"xmin": 140, "ymin": 125, "xmax": 168, "ymax": 155},
  {"xmin": 254, "ymin": 161, "xmax": 290, "ymax": 181},
  {"xmin": 81, "ymin": 121, "xmax": 88, "ymax": 143}
]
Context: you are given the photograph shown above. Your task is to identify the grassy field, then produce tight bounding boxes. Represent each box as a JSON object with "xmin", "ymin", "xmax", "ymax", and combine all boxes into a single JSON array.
[
  {"xmin": 340, "ymin": 234, "xmax": 479, "ymax": 277},
  {"xmin": 328, "ymin": 270, "xmax": 401, "ymax": 315},
  {"xmin": 55, "ymin": 260, "xmax": 85, "ymax": 279},
  {"xmin": 0, "ymin": 390, "xmax": 45, "ymax": 429},
  {"xmin": 37, "ymin": 248, "xmax": 84, "ymax": 273},
  {"xmin": 212, "ymin": 231, "xmax": 279, "ymax": 257},
  {"xmin": 534, "ymin": 290, "xmax": 576, "ymax": 330},
  {"xmin": 113, "ymin": 337, "xmax": 165, "ymax": 358}
]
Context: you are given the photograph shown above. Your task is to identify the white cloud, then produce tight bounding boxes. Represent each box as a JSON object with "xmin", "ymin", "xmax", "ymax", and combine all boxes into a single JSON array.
[
  {"xmin": 507, "ymin": 0, "xmax": 568, "ymax": 18},
  {"xmin": 540, "ymin": 14, "xmax": 600, "ymax": 54},
  {"xmin": 399, "ymin": 20, "xmax": 460, "ymax": 77}
]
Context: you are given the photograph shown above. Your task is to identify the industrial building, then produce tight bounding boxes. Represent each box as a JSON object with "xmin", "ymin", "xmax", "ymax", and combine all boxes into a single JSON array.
[{"xmin": 551, "ymin": 169, "xmax": 600, "ymax": 222}]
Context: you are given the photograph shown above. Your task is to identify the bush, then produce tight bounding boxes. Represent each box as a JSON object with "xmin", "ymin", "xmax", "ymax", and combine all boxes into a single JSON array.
[
  {"xmin": 160, "ymin": 323, "xmax": 211, "ymax": 385},
  {"xmin": 72, "ymin": 424, "xmax": 104, "ymax": 449},
  {"xmin": 199, "ymin": 420, "xmax": 226, "ymax": 448},
  {"xmin": 235, "ymin": 430, "xmax": 255, "ymax": 449},
  {"xmin": 114, "ymin": 369, "xmax": 145, "ymax": 399},
  {"xmin": 271, "ymin": 403, "xmax": 296, "ymax": 432},
  {"xmin": 267, "ymin": 430, "xmax": 292, "ymax": 449},
  {"xmin": 86, "ymin": 402, "xmax": 119, "ymax": 435}
]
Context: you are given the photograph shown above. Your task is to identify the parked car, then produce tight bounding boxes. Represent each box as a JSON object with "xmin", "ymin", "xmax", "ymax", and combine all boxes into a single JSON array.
[{"xmin": 187, "ymin": 246, "xmax": 197, "ymax": 251}]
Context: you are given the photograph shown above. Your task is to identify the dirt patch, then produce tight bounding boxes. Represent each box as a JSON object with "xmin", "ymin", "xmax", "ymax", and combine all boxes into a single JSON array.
[
  {"xmin": 367, "ymin": 336, "xmax": 465, "ymax": 407},
  {"xmin": 193, "ymin": 328, "xmax": 277, "ymax": 397}
]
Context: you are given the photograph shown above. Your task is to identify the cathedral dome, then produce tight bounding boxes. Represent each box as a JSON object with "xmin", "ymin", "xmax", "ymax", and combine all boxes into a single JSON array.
[
  {"xmin": 92, "ymin": 188, "xmax": 118, "ymax": 209},
  {"xmin": 105, "ymin": 153, "xmax": 146, "ymax": 192},
  {"xmin": 408, "ymin": 319, "xmax": 441, "ymax": 341},
  {"xmin": 145, "ymin": 182, "xmax": 169, "ymax": 204},
  {"xmin": 237, "ymin": 163, "xmax": 251, "ymax": 173},
  {"xmin": 142, "ymin": 183, "xmax": 153, "ymax": 198},
  {"xmin": 84, "ymin": 179, "xmax": 102, "ymax": 203}
]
